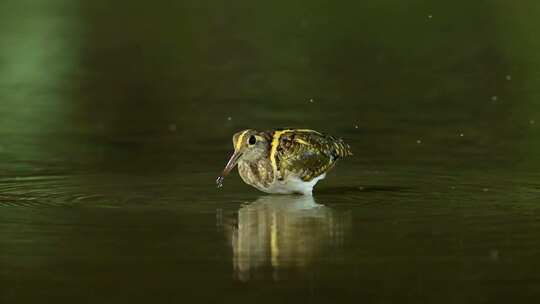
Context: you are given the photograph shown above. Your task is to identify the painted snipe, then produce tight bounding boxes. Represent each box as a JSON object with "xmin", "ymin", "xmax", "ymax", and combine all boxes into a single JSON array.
[{"xmin": 216, "ymin": 129, "xmax": 353, "ymax": 195}]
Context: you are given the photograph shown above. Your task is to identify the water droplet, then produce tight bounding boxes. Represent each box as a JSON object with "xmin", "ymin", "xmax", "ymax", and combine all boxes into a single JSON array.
[
  {"xmin": 309, "ymin": 98, "xmax": 314, "ymax": 103},
  {"xmin": 459, "ymin": 133, "xmax": 464, "ymax": 137},
  {"xmin": 428, "ymin": 14, "xmax": 433, "ymax": 19},
  {"xmin": 216, "ymin": 176, "xmax": 225, "ymax": 188},
  {"xmin": 506, "ymin": 75, "xmax": 512, "ymax": 81},
  {"xmin": 490, "ymin": 249, "xmax": 499, "ymax": 261},
  {"xmin": 416, "ymin": 139, "xmax": 422, "ymax": 144},
  {"xmin": 354, "ymin": 125, "xmax": 359, "ymax": 129},
  {"xmin": 227, "ymin": 116, "xmax": 232, "ymax": 121},
  {"xmin": 491, "ymin": 95, "xmax": 498, "ymax": 102}
]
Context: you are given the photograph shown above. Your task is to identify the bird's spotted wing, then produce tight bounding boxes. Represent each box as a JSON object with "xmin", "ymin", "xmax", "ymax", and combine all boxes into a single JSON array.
[{"xmin": 275, "ymin": 130, "xmax": 352, "ymax": 181}]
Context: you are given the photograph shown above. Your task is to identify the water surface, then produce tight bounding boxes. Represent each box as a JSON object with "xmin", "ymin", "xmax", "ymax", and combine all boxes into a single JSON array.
[{"xmin": 2, "ymin": 0, "xmax": 540, "ymax": 303}]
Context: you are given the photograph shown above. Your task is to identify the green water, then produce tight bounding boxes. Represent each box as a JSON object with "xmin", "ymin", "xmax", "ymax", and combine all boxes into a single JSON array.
[{"xmin": 2, "ymin": 0, "xmax": 540, "ymax": 303}]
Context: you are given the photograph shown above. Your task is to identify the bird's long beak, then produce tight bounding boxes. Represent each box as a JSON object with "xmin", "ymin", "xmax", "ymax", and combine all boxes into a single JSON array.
[{"xmin": 216, "ymin": 151, "xmax": 242, "ymax": 188}]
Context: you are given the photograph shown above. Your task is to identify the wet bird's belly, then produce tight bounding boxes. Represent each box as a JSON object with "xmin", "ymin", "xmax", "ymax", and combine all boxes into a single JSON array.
[
  {"xmin": 266, "ymin": 174, "xmax": 326, "ymax": 195},
  {"xmin": 239, "ymin": 160, "xmax": 325, "ymax": 195}
]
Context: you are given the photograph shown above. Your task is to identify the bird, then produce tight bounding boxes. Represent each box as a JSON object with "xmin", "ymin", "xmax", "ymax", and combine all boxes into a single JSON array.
[{"xmin": 216, "ymin": 128, "xmax": 352, "ymax": 195}]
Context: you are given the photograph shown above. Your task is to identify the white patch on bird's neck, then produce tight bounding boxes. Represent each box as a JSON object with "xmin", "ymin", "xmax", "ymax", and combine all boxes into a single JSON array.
[{"xmin": 266, "ymin": 174, "xmax": 326, "ymax": 195}]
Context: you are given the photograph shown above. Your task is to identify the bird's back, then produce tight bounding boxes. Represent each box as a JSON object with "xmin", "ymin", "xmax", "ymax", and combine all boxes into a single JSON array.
[{"xmin": 271, "ymin": 129, "xmax": 352, "ymax": 182}]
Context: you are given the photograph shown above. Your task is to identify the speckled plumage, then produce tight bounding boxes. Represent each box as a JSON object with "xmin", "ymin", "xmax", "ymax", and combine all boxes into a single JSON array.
[
  {"xmin": 237, "ymin": 158, "xmax": 274, "ymax": 192},
  {"xmin": 217, "ymin": 129, "xmax": 352, "ymax": 195}
]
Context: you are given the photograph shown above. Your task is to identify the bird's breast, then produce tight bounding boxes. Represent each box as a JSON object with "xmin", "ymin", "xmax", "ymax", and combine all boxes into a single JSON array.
[{"xmin": 238, "ymin": 158, "xmax": 275, "ymax": 190}]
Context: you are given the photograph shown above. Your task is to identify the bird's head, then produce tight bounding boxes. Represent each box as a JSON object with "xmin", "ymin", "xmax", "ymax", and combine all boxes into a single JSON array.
[{"xmin": 217, "ymin": 129, "xmax": 271, "ymax": 186}]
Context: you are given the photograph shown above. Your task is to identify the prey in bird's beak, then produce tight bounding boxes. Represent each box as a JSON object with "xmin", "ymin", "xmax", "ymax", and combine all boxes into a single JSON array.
[{"xmin": 216, "ymin": 151, "xmax": 242, "ymax": 188}]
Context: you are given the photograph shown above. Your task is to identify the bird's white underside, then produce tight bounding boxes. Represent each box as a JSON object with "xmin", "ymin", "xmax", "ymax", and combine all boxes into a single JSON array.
[{"xmin": 264, "ymin": 173, "xmax": 326, "ymax": 195}]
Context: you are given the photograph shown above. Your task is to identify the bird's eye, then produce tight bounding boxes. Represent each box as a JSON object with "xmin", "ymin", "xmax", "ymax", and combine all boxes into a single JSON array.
[{"xmin": 248, "ymin": 135, "xmax": 257, "ymax": 145}]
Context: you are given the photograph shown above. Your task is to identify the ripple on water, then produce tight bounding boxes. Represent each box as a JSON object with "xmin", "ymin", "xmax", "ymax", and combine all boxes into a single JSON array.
[
  {"xmin": 0, "ymin": 175, "xmax": 132, "ymax": 209},
  {"xmin": 0, "ymin": 173, "xmax": 208, "ymax": 210}
]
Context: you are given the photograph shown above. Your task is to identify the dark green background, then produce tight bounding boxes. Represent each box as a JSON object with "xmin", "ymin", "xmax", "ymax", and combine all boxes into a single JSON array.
[{"xmin": 1, "ymin": 1, "xmax": 540, "ymax": 303}]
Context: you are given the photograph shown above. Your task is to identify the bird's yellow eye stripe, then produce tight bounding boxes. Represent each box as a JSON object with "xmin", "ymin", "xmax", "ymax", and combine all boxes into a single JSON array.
[
  {"xmin": 235, "ymin": 130, "xmax": 249, "ymax": 150},
  {"xmin": 294, "ymin": 138, "xmax": 309, "ymax": 145}
]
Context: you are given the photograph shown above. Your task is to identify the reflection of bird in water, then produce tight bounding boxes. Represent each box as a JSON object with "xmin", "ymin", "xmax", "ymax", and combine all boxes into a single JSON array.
[{"xmin": 221, "ymin": 195, "xmax": 351, "ymax": 281}]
